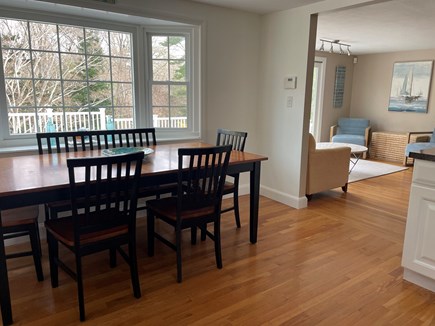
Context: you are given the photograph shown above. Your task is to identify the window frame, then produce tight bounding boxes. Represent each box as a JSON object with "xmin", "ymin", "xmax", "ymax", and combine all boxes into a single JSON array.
[
  {"xmin": 0, "ymin": 6, "xmax": 201, "ymax": 148},
  {"xmin": 144, "ymin": 26, "xmax": 200, "ymax": 141},
  {"xmin": 1, "ymin": 19, "xmax": 136, "ymax": 136}
]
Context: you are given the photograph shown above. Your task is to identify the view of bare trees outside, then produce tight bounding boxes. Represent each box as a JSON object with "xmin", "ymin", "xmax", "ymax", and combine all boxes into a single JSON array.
[
  {"xmin": 151, "ymin": 35, "xmax": 188, "ymax": 128},
  {"xmin": 0, "ymin": 18, "xmax": 133, "ymax": 134}
]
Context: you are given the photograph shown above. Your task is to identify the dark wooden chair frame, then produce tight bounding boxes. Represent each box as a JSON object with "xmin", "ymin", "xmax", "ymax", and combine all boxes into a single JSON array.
[
  {"xmin": 216, "ymin": 128, "xmax": 248, "ymax": 228},
  {"xmin": 45, "ymin": 151, "xmax": 144, "ymax": 321},
  {"xmin": 36, "ymin": 128, "xmax": 157, "ymax": 155},
  {"xmin": 1, "ymin": 208, "xmax": 44, "ymax": 282},
  {"xmin": 36, "ymin": 128, "xmax": 157, "ymax": 220},
  {"xmin": 147, "ymin": 145, "xmax": 232, "ymax": 283}
]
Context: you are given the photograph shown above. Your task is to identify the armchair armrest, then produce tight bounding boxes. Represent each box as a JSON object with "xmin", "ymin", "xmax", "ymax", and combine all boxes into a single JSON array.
[
  {"xmin": 364, "ymin": 126, "xmax": 371, "ymax": 147},
  {"xmin": 406, "ymin": 131, "xmax": 433, "ymax": 144},
  {"xmin": 330, "ymin": 125, "xmax": 338, "ymax": 141}
]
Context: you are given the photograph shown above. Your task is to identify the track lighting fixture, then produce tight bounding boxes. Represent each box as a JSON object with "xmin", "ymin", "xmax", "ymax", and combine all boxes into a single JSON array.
[{"xmin": 318, "ymin": 39, "xmax": 352, "ymax": 56}]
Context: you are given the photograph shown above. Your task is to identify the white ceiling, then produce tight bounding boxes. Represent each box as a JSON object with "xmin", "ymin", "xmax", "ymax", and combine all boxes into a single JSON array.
[
  {"xmin": 186, "ymin": 0, "xmax": 323, "ymax": 15},
  {"xmin": 186, "ymin": 0, "xmax": 435, "ymax": 55}
]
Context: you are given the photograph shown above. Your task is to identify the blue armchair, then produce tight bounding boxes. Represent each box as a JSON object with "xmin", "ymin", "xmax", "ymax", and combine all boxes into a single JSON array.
[
  {"xmin": 405, "ymin": 129, "xmax": 435, "ymax": 165},
  {"xmin": 330, "ymin": 118, "xmax": 371, "ymax": 158}
]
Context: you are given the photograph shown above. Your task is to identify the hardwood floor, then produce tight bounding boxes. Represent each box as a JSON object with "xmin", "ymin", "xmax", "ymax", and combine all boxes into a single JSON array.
[{"xmin": 6, "ymin": 165, "xmax": 435, "ymax": 325}]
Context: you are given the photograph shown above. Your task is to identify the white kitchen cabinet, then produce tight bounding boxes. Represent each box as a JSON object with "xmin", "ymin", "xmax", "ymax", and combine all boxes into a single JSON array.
[{"xmin": 402, "ymin": 158, "xmax": 435, "ymax": 292}]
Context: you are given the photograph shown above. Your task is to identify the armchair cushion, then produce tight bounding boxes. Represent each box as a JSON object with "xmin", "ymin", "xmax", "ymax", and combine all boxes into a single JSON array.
[
  {"xmin": 331, "ymin": 134, "xmax": 365, "ymax": 146},
  {"xmin": 330, "ymin": 118, "xmax": 371, "ymax": 147},
  {"xmin": 306, "ymin": 134, "xmax": 351, "ymax": 196}
]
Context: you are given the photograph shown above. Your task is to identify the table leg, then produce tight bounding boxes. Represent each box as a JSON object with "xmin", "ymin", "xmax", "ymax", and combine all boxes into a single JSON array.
[
  {"xmin": 249, "ymin": 161, "xmax": 261, "ymax": 244},
  {"xmin": 349, "ymin": 152, "xmax": 362, "ymax": 174},
  {"xmin": 0, "ymin": 217, "xmax": 13, "ymax": 325}
]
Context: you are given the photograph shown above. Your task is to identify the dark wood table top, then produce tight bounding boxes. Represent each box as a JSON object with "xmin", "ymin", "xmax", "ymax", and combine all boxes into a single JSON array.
[{"xmin": 0, "ymin": 142, "xmax": 268, "ymax": 199}]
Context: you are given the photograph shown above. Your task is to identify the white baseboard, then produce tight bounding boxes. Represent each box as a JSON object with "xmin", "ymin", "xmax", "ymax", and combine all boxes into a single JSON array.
[
  {"xmin": 238, "ymin": 183, "xmax": 307, "ymax": 209},
  {"xmin": 403, "ymin": 268, "xmax": 435, "ymax": 293},
  {"xmin": 261, "ymin": 185, "xmax": 307, "ymax": 209}
]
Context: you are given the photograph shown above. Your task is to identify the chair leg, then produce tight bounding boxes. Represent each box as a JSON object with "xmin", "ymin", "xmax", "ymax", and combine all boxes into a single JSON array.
[
  {"xmin": 214, "ymin": 217, "xmax": 223, "ymax": 269},
  {"xmin": 191, "ymin": 226, "xmax": 197, "ymax": 245},
  {"xmin": 128, "ymin": 238, "xmax": 141, "ymax": 299},
  {"xmin": 200, "ymin": 225, "xmax": 207, "ymax": 241},
  {"xmin": 233, "ymin": 189, "xmax": 241, "ymax": 229},
  {"xmin": 147, "ymin": 210, "xmax": 155, "ymax": 257},
  {"xmin": 342, "ymin": 183, "xmax": 348, "ymax": 193},
  {"xmin": 75, "ymin": 253, "xmax": 86, "ymax": 322},
  {"xmin": 46, "ymin": 207, "xmax": 58, "ymax": 244},
  {"xmin": 47, "ymin": 233, "xmax": 59, "ymax": 288},
  {"xmin": 176, "ymin": 227, "xmax": 182, "ymax": 283},
  {"xmin": 109, "ymin": 248, "xmax": 117, "ymax": 268},
  {"xmin": 29, "ymin": 222, "xmax": 44, "ymax": 282}
]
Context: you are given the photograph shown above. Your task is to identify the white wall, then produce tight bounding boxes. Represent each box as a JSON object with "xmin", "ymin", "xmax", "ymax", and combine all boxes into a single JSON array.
[
  {"xmin": 351, "ymin": 49, "xmax": 435, "ymax": 132},
  {"xmin": 257, "ymin": 0, "xmax": 384, "ymax": 208},
  {"xmin": 257, "ymin": 9, "xmax": 314, "ymax": 208}
]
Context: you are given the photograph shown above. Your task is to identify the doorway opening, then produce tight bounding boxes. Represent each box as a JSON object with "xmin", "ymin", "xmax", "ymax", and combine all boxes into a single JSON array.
[{"xmin": 310, "ymin": 57, "xmax": 326, "ymax": 141}]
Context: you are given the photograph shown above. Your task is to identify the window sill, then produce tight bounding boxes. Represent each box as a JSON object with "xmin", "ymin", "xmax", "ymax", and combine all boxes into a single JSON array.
[{"xmin": 0, "ymin": 145, "xmax": 39, "ymax": 157}]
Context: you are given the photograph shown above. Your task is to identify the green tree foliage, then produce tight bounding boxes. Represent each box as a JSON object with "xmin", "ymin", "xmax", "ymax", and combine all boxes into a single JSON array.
[{"xmin": 71, "ymin": 31, "xmax": 112, "ymax": 110}]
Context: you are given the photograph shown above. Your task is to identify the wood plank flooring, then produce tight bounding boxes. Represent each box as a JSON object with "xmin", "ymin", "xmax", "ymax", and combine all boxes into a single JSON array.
[{"xmin": 6, "ymin": 164, "xmax": 435, "ymax": 325}]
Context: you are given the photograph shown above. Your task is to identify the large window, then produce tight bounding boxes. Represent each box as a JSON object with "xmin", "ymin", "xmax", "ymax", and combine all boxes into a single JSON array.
[
  {"xmin": 0, "ymin": 18, "xmax": 134, "ymax": 135},
  {"xmin": 0, "ymin": 8, "xmax": 200, "ymax": 145},
  {"xmin": 149, "ymin": 34, "xmax": 189, "ymax": 129}
]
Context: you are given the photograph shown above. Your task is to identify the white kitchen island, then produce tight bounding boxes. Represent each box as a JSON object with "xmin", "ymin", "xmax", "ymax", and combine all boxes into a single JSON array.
[{"xmin": 402, "ymin": 147, "xmax": 435, "ymax": 292}]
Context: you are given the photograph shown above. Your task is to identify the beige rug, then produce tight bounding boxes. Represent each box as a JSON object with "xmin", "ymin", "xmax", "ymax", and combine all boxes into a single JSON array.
[{"xmin": 348, "ymin": 159, "xmax": 408, "ymax": 183}]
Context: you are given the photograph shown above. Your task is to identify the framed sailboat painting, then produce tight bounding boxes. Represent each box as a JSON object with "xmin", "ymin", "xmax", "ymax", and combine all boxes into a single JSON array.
[{"xmin": 388, "ymin": 60, "xmax": 433, "ymax": 113}]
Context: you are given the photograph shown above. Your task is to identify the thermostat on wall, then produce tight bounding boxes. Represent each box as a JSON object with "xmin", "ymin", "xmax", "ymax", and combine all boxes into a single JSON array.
[{"xmin": 284, "ymin": 75, "xmax": 297, "ymax": 89}]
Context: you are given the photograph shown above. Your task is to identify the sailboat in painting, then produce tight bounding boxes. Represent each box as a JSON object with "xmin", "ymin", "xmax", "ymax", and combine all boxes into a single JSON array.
[{"xmin": 400, "ymin": 67, "xmax": 422, "ymax": 104}]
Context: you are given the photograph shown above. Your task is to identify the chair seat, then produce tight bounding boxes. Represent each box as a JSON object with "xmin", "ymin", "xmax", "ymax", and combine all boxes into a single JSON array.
[
  {"xmin": 332, "ymin": 134, "xmax": 365, "ymax": 146},
  {"xmin": 45, "ymin": 210, "xmax": 128, "ymax": 247},
  {"xmin": 2, "ymin": 206, "xmax": 39, "ymax": 227},
  {"xmin": 147, "ymin": 196, "xmax": 215, "ymax": 221},
  {"xmin": 223, "ymin": 181, "xmax": 235, "ymax": 194},
  {"xmin": 405, "ymin": 142, "xmax": 435, "ymax": 156}
]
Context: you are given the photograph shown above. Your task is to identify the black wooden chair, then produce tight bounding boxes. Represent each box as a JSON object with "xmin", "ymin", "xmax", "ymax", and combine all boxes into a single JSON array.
[
  {"xmin": 146, "ymin": 145, "xmax": 232, "ymax": 283},
  {"xmin": 36, "ymin": 128, "xmax": 157, "ymax": 155},
  {"xmin": 44, "ymin": 151, "xmax": 144, "ymax": 321},
  {"xmin": 36, "ymin": 128, "xmax": 159, "ymax": 220},
  {"xmin": 1, "ymin": 206, "xmax": 44, "ymax": 282},
  {"xmin": 216, "ymin": 128, "xmax": 248, "ymax": 228}
]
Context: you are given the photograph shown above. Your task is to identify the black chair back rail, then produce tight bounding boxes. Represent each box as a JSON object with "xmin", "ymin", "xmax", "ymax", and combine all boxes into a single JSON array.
[
  {"xmin": 216, "ymin": 128, "xmax": 247, "ymax": 151},
  {"xmin": 147, "ymin": 145, "xmax": 232, "ymax": 283},
  {"xmin": 36, "ymin": 128, "xmax": 157, "ymax": 220},
  {"xmin": 45, "ymin": 151, "xmax": 144, "ymax": 321},
  {"xmin": 67, "ymin": 153, "xmax": 143, "ymax": 241},
  {"xmin": 215, "ymin": 128, "xmax": 248, "ymax": 229},
  {"xmin": 36, "ymin": 128, "xmax": 157, "ymax": 154}
]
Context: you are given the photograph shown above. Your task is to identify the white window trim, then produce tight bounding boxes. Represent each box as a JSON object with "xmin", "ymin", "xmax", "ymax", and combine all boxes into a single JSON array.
[
  {"xmin": 0, "ymin": 5, "xmax": 202, "ymax": 148},
  {"xmin": 143, "ymin": 26, "xmax": 200, "ymax": 141}
]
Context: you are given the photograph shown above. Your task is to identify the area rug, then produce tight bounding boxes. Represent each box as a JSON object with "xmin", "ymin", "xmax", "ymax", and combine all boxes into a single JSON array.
[{"xmin": 348, "ymin": 160, "xmax": 408, "ymax": 183}]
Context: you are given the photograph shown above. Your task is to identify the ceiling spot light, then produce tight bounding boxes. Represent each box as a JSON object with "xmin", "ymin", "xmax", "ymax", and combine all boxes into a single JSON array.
[
  {"xmin": 319, "ymin": 40, "xmax": 324, "ymax": 52},
  {"xmin": 318, "ymin": 39, "xmax": 352, "ymax": 56}
]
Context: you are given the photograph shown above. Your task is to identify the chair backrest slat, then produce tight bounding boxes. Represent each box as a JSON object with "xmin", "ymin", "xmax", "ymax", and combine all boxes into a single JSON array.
[
  {"xmin": 66, "ymin": 151, "xmax": 144, "ymax": 244},
  {"xmin": 177, "ymin": 145, "xmax": 232, "ymax": 216},
  {"xmin": 37, "ymin": 128, "xmax": 157, "ymax": 154},
  {"xmin": 216, "ymin": 128, "xmax": 247, "ymax": 152}
]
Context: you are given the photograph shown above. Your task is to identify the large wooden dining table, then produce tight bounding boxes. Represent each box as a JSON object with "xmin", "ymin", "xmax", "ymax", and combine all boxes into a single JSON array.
[{"xmin": 0, "ymin": 142, "xmax": 267, "ymax": 325}]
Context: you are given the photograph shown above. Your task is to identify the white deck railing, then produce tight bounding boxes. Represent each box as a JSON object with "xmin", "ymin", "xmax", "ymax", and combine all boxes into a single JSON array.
[{"xmin": 8, "ymin": 109, "xmax": 187, "ymax": 134}]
